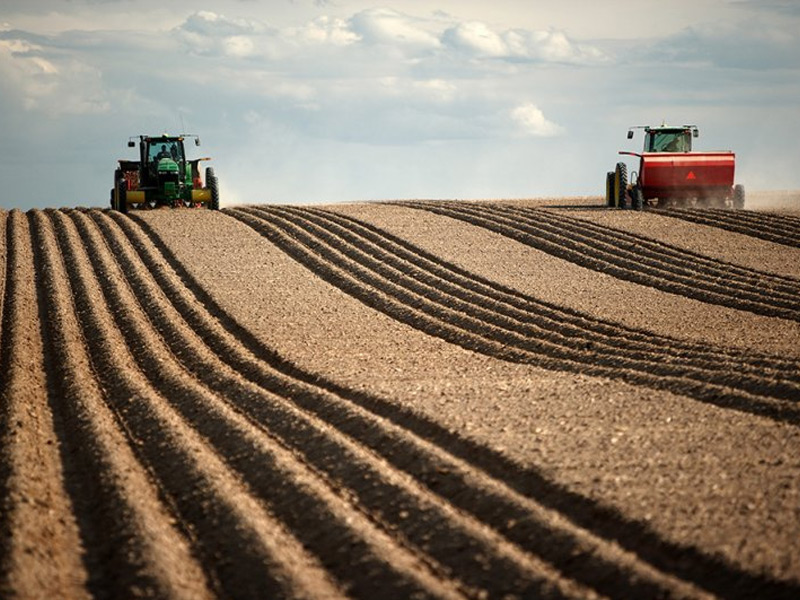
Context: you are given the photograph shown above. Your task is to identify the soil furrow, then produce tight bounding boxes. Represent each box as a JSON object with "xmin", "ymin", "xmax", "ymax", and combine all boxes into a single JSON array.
[
  {"xmin": 88, "ymin": 221, "xmax": 551, "ymax": 600},
  {"xmin": 773, "ymin": 213, "xmax": 800, "ymax": 226},
  {"xmin": 38, "ymin": 209, "xmax": 218, "ymax": 600},
  {"xmin": 653, "ymin": 208, "xmax": 800, "ymax": 247},
  {"xmin": 450, "ymin": 202, "xmax": 800, "ymax": 306},
  {"xmin": 233, "ymin": 206, "xmax": 799, "ymax": 423},
  {"xmin": 398, "ymin": 201, "xmax": 800, "ymax": 321},
  {"xmin": 94, "ymin": 213, "xmax": 616, "ymax": 597},
  {"xmin": 132, "ymin": 208, "xmax": 799, "ymax": 600},
  {"xmin": 94, "ymin": 210, "xmax": 608, "ymax": 595},
  {"xmin": 675, "ymin": 208, "xmax": 800, "ymax": 234},
  {"xmin": 279, "ymin": 205, "xmax": 800, "ymax": 391},
  {"xmin": 73, "ymin": 209, "xmax": 477, "ymax": 600},
  {"xmin": 0, "ymin": 211, "xmax": 89, "ymax": 600},
  {"xmin": 312, "ymin": 205, "xmax": 800, "ymax": 375},
  {"xmin": 506, "ymin": 205, "xmax": 800, "ymax": 290},
  {"xmin": 538, "ymin": 205, "xmax": 800, "ymax": 280},
  {"xmin": 49, "ymin": 209, "xmax": 346, "ymax": 600},
  {"xmin": 102, "ymin": 210, "xmax": 719, "ymax": 599}
]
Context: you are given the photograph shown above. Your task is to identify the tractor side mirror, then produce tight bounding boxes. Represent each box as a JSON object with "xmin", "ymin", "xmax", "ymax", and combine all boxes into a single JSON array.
[
  {"xmin": 692, "ymin": 129, "xmax": 699, "ymax": 138},
  {"xmin": 627, "ymin": 130, "xmax": 634, "ymax": 139},
  {"xmin": 195, "ymin": 137, "xmax": 201, "ymax": 146},
  {"xmin": 128, "ymin": 141, "xmax": 135, "ymax": 148}
]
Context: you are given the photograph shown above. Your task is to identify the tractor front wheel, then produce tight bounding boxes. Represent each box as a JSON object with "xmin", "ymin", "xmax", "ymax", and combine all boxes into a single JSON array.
[
  {"xmin": 206, "ymin": 167, "xmax": 219, "ymax": 210},
  {"xmin": 733, "ymin": 184, "xmax": 745, "ymax": 209},
  {"xmin": 614, "ymin": 162, "xmax": 628, "ymax": 209}
]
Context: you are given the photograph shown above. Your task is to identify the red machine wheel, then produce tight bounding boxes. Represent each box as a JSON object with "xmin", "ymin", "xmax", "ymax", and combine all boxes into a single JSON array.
[
  {"xmin": 631, "ymin": 187, "xmax": 644, "ymax": 211},
  {"xmin": 733, "ymin": 184, "xmax": 745, "ymax": 209}
]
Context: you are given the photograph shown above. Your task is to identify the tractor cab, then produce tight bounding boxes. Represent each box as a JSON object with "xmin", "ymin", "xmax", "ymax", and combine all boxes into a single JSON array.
[
  {"xmin": 627, "ymin": 125, "xmax": 698, "ymax": 153},
  {"xmin": 136, "ymin": 135, "xmax": 187, "ymax": 183},
  {"xmin": 147, "ymin": 138, "xmax": 184, "ymax": 166}
]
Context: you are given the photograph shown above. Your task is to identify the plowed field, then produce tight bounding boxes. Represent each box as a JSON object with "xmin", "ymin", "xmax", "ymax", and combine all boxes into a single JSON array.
[{"xmin": 1, "ymin": 197, "xmax": 799, "ymax": 599}]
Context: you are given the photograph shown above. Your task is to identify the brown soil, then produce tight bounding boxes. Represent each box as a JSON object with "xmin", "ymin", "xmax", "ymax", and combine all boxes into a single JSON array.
[{"xmin": 1, "ymin": 198, "xmax": 799, "ymax": 599}]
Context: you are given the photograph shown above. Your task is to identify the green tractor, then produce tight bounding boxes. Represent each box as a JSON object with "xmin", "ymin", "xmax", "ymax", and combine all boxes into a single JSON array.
[{"xmin": 111, "ymin": 134, "xmax": 219, "ymax": 213}]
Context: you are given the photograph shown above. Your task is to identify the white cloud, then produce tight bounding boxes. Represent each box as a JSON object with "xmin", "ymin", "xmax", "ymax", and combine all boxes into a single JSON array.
[
  {"xmin": 443, "ymin": 21, "xmax": 507, "ymax": 57},
  {"xmin": 180, "ymin": 10, "xmax": 267, "ymax": 37},
  {"xmin": 296, "ymin": 16, "xmax": 359, "ymax": 46},
  {"xmin": 0, "ymin": 35, "xmax": 111, "ymax": 115},
  {"xmin": 443, "ymin": 21, "xmax": 608, "ymax": 65},
  {"xmin": 176, "ymin": 10, "xmax": 278, "ymax": 58},
  {"xmin": 171, "ymin": 9, "xmax": 607, "ymax": 71},
  {"xmin": 511, "ymin": 103, "xmax": 564, "ymax": 137},
  {"xmin": 223, "ymin": 35, "xmax": 255, "ymax": 57},
  {"xmin": 348, "ymin": 8, "xmax": 441, "ymax": 51},
  {"xmin": 413, "ymin": 79, "xmax": 457, "ymax": 103},
  {"xmin": 522, "ymin": 29, "xmax": 607, "ymax": 64},
  {"xmin": 146, "ymin": 8, "xmax": 581, "ymax": 146},
  {"xmin": 0, "ymin": 37, "xmax": 42, "ymax": 54}
]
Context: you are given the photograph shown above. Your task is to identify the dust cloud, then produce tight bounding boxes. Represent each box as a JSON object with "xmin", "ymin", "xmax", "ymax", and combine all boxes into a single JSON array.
[{"xmin": 746, "ymin": 190, "xmax": 800, "ymax": 212}]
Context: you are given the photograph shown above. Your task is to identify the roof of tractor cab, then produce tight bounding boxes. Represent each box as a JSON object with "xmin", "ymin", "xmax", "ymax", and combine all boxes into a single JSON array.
[
  {"xmin": 144, "ymin": 135, "xmax": 184, "ymax": 143},
  {"xmin": 644, "ymin": 126, "xmax": 693, "ymax": 133}
]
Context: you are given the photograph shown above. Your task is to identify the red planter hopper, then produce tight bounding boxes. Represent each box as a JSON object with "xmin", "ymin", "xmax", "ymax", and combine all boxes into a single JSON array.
[{"xmin": 638, "ymin": 151, "xmax": 735, "ymax": 200}]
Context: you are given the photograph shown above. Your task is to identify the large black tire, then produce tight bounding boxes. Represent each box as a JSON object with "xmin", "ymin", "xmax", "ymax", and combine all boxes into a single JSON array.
[
  {"xmin": 614, "ymin": 162, "xmax": 628, "ymax": 209},
  {"xmin": 733, "ymin": 184, "xmax": 745, "ymax": 209},
  {"xmin": 631, "ymin": 186, "xmax": 644, "ymax": 211},
  {"xmin": 605, "ymin": 171, "xmax": 615, "ymax": 207},
  {"xmin": 206, "ymin": 167, "xmax": 219, "ymax": 211},
  {"xmin": 111, "ymin": 169, "xmax": 121, "ymax": 210},
  {"xmin": 115, "ymin": 178, "xmax": 128, "ymax": 214}
]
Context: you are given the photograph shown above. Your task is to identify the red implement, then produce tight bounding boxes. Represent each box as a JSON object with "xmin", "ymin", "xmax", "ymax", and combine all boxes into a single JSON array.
[{"xmin": 621, "ymin": 151, "xmax": 735, "ymax": 201}]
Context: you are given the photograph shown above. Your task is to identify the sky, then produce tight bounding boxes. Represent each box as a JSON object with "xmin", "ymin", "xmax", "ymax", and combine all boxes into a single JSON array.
[{"xmin": 1, "ymin": 0, "xmax": 799, "ymax": 210}]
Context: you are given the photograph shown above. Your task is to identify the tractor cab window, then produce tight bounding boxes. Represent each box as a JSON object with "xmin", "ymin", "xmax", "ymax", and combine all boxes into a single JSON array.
[
  {"xmin": 147, "ymin": 141, "xmax": 183, "ymax": 164},
  {"xmin": 647, "ymin": 130, "xmax": 690, "ymax": 153}
]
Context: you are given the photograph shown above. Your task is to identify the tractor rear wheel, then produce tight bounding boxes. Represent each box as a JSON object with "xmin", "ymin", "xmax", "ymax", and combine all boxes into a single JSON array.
[
  {"xmin": 115, "ymin": 178, "xmax": 128, "ymax": 214},
  {"xmin": 631, "ymin": 186, "xmax": 644, "ymax": 211},
  {"xmin": 733, "ymin": 184, "xmax": 745, "ymax": 209},
  {"xmin": 605, "ymin": 172, "xmax": 615, "ymax": 207},
  {"xmin": 111, "ymin": 169, "xmax": 121, "ymax": 210},
  {"xmin": 206, "ymin": 167, "xmax": 219, "ymax": 210},
  {"xmin": 614, "ymin": 162, "xmax": 628, "ymax": 209}
]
